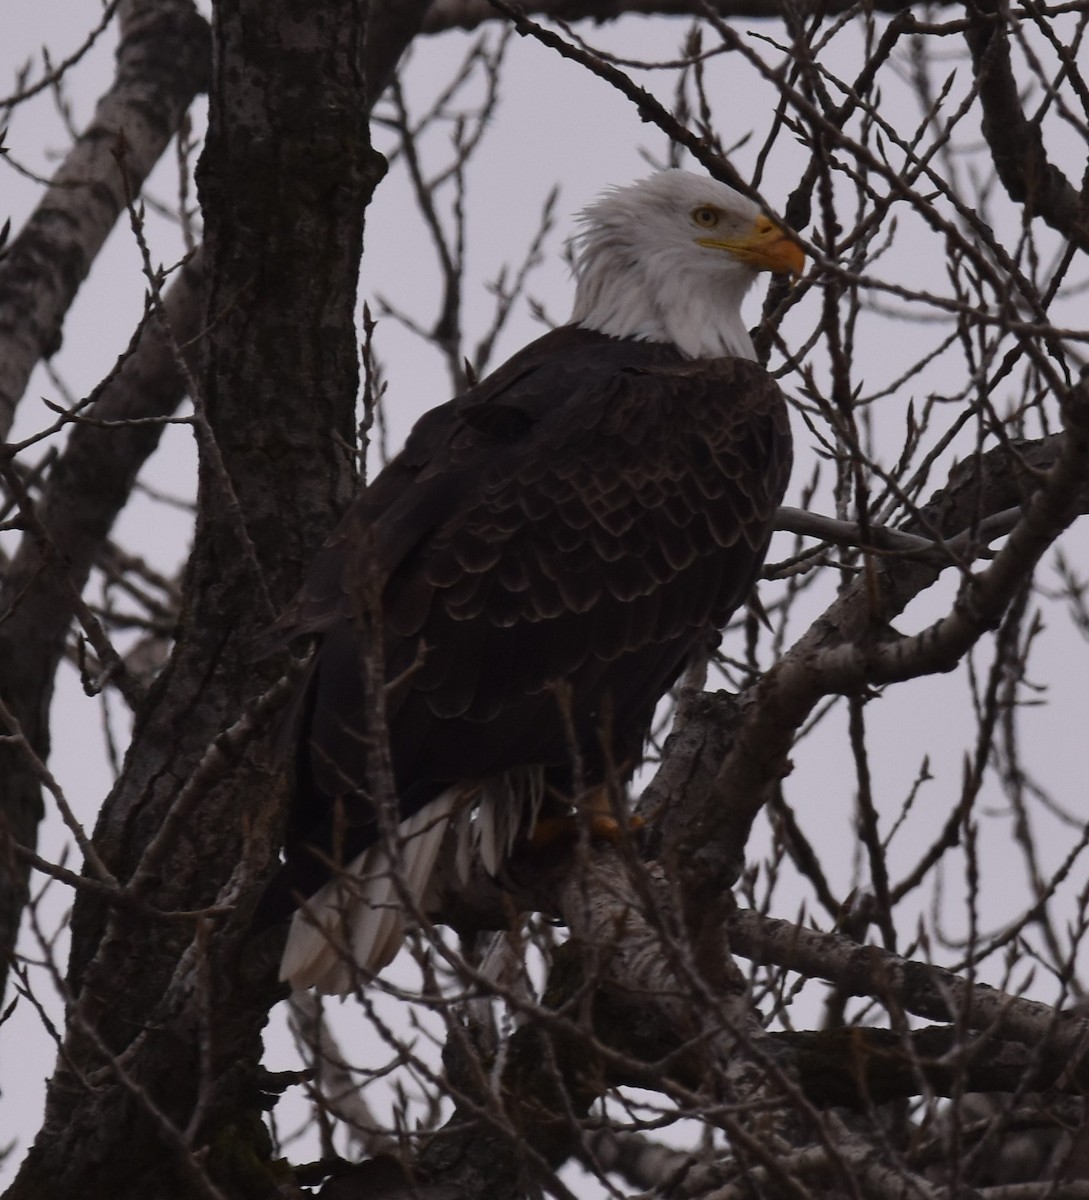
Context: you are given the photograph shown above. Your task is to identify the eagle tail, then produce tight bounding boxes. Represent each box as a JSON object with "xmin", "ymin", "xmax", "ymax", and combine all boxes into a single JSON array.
[
  {"xmin": 280, "ymin": 787, "xmax": 460, "ymax": 995},
  {"xmin": 452, "ymin": 769, "xmax": 547, "ymax": 881}
]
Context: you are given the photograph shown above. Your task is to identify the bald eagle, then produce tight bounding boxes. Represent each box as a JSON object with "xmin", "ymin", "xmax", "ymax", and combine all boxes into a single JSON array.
[{"xmin": 269, "ymin": 170, "xmax": 800, "ymax": 994}]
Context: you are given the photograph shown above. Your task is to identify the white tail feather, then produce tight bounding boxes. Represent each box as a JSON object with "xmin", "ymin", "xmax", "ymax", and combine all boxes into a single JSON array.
[
  {"xmin": 475, "ymin": 787, "xmax": 506, "ymax": 877},
  {"xmin": 282, "ymin": 772, "xmax": 548, "ymax": 993},
  {"xmin": 473, "ymin": 772, "xmax": 545, "ymax": 877},
  {"xmin": 281, "ymin": 788, "xmax": 459, "ymax": 995}
]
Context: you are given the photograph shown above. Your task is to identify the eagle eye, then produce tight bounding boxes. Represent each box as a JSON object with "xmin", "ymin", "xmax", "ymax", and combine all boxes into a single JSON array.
[{"xmin": 692, "ymin": 205, "xmax": 720, "ymax": 229}]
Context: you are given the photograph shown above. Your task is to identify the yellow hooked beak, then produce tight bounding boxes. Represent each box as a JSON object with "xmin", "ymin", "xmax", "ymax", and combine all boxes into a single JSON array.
[{"xmin": 698, "ymin": 213, "xmax": 805, "ymax": 277}]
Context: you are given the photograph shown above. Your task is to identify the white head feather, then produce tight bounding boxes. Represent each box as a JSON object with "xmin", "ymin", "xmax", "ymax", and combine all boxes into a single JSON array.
[{"xmin": 570, "ymin": 169, "xmax": 799, "ymax": 362}]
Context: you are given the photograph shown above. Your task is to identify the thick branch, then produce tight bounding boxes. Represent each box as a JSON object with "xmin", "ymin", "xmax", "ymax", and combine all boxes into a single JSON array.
[
  {"xmin": 364, "ymin": 0, "xmax": 437, "ymax": 108},
  {"xmin": 0, "ymin": 0, "xmax": 210, "ymax": 438},
  {"xmin": 409, "ymin": 851, "xmax": 775, "ymax": 1199},
  {"xmin": 422, "ymin": 0, "xmax": 962, "ymax": 33},
  {"xmin": 0, "ymin": 252, "xmax": 203, "ymax": 1003},
  {"xmin": 965, "ymin": 0, "xmax": 1089, "ymax": 254},
  {"xmin": 730, "ymin": 909, "xmax": 1089, "ymax": 1084},
  {"xmin": 775, "ymin": 1025, "xmax": 1076, "ymax": 1109},
  {"xmin": 648, "ymin": 386, "xmax": 1089, "ymax": 893}
]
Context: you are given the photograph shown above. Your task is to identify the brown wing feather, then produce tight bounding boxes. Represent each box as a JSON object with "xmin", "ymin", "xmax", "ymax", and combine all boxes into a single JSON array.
[{"xmin": 267, "ymin": 325, "xmax": 791, "ymax": 915}]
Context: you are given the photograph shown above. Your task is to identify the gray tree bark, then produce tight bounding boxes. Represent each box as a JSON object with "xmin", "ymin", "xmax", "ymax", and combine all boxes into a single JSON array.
[{"xmin": 6, "ymin": 0, "xmax": 383, "ymax": 1194}]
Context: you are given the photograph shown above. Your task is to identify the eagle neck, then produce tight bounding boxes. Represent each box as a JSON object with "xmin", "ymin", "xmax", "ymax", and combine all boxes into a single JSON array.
[{"xmin": 570, "ymin": 242, "xmax": 758, "ymax": 361}]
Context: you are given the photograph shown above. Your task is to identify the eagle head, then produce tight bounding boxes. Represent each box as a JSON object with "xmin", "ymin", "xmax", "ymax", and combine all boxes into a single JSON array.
[{"xmin": 570, "ymin": 169, "xmax": 803, "ymax": 361}]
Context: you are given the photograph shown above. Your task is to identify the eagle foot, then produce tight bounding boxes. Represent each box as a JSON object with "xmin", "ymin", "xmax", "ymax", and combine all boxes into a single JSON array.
[{"xmin": 528, "ymin": 811, "xmax": 644, "ymax": 849}]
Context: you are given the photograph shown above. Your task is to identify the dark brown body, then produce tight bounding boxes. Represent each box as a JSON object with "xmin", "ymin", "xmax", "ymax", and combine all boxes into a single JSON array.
[{"xmin": 265, "ymin": 325, "xmax": 792, "ymax": 914}]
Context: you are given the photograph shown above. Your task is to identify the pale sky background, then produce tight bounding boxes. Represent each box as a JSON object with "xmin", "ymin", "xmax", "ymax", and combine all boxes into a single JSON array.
[{"xmin": 2, "ymin": 1, "xmax": 1088, "ymax": 1190}]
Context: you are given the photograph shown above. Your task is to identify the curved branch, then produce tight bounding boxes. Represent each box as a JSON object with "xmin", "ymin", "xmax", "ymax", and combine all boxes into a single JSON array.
[
  {"xmin": 0, "ymin": 0, "xmax": 211, "ymax": 438},
  {"xmin": 0, "ymin": 251, "xmax": 202, "ymax": 1003},
  {"xmin": 649, "ymin": 378, "xmax": 1089, "ymax": 887},
  {"xmin": 730, "ymin": 908, "xmax": 1089, "ymax": 1078},
  {"xmin": 965, "ymin": 0, "xmax": 1089, "ymax": 254},
  {"xmin": 423, "ymin": 0, "xmax": 962, "ymax": 34}
]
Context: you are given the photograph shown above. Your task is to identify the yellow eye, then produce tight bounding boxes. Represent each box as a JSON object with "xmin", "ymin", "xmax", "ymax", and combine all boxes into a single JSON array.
[{"xmin": 692, "ymin": 206, "xmax": 719, "ymax": 228}]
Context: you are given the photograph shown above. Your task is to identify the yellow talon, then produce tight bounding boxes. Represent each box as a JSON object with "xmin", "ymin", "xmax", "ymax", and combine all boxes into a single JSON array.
[{"xmin": 527, "ymin": 810, "xmax": 643, "ymax": 848}]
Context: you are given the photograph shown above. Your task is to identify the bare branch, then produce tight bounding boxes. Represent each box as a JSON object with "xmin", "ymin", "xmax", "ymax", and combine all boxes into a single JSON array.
[{"xmin": 0, "ymin": 0, "xmax": 210, "ymax": 437}]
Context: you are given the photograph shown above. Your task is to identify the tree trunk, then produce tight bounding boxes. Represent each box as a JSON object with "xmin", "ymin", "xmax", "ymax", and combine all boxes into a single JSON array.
[{"xmin": 6, "ymin": 2, "xmax": 383, "ymax": 1195}]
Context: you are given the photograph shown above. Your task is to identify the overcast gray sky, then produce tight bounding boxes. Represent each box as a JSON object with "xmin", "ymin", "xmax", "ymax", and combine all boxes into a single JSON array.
[{"xmin": 3, "ymin": 2, "xmax": 1088, "ymax": 1188}]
